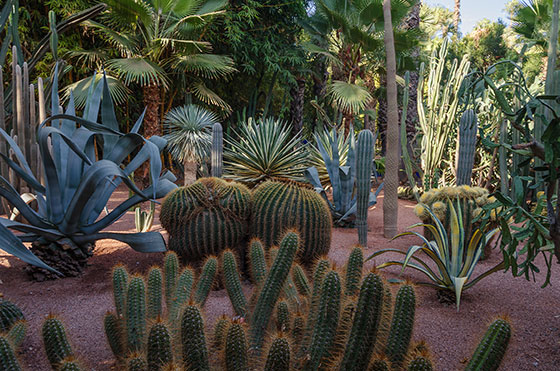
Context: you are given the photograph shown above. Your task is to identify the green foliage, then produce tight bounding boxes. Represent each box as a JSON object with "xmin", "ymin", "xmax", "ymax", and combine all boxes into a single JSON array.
[
  {"xmin": 0, "ymin": 70, "xmax": 175, "ymax": 275},
  {"xmin": 0, "ymin": 299, "xmax": 24, "ymax": 333},
  {"xmin": 305, "ymin": 127, "xmax": 382, "ymax": 227},
  {"xmin": 224, "ymin": 117, "xmax": 308, "ymax": 185},
  {"xmin": 466, "ymin": 318, "xmax": 512, "ymax": 371},
  {"xmin": 160, "ymin": 177, "xmax": 251, "ymax": 263},
  {"xmin": 457, "ymin": 20, "xmax": 508, "ymax": 70},
  {"xmin": 370, "ymin": 200, "xmax": 501, "ymax": 310},
  {"xmin": 251, "ymin": 179, "xmax": 332, "ymax": 265},
  {"xmin": 42, "ymin": 315, "xmax": 73, "ymax": 369}
]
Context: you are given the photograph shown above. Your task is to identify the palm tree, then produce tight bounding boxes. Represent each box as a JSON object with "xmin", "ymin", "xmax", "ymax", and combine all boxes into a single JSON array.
[
  {"xmin": 454, "ymin": 0, "xmax": 461, "ymax": 35},
  {"xmin": 163, "ymin": 105, "xmax": 218, "ymax": 185},
  {"xmin": 89, "ymin": 0, "xmax": 235, "ymax": 139},
  {"xmin": 383, "ymin": 0, "xmax": 399, "ymax": 238}
]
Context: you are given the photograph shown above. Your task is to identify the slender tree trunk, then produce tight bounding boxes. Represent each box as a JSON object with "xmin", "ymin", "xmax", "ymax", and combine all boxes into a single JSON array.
[
  {"xmin": 183, "ymin": 160, "xmax": 197, "ymax": 186},
  {"xmin": 377, "ymin": 74, "xmax": 387, "ymax": 155},
  {"xmin": 383, "ymin": 0, "xmax": 399, "ymax": 238},
  {"xmin": 290, "ymin": 76, "xmax": 305, "ymax": 136},
  {"xmin": 139, "ymin": 83, "xmax": 161, "ymax": 185},
  {"xmin": 454, "ymin": 0, "xmax": 461, "ymax": 35}
]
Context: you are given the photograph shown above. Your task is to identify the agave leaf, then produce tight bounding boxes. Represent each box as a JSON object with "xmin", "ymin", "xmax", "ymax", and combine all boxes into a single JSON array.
[
  {"xmin": 131, "ymin": 108, "xmax": 146, "ymax": 133},
  {"xmin": 451, "ymin": 276, "xmax": 468, "ymax": 310},
  {"xmin": 101, "ymin": 72, "xmax": 120, "ymax": 154},
  {"xmin": 376, "ymin": 260, "xmax": 446, "ymax": 287},
  {"xmin": 0, "ymin": 152, "xmax": 45, "ymax": 194},
  {"xmin": 72, "ymin": 231, "xmax": 166, "ymax": 253},
  {"xmin": 0, "ymin": 128, "xmax": 38, "ymax": 185},
  {"xmin": 369, "ymin": 248, "xmax": 442, "ymax": 282},
  {"xmin": 464, "ymin": 260, "xmax": 506, "ymax": 290},
  {"xmin": 0, "ymin": 218, "xmax": 63, "ymax": 241},
  {"xmin": 0, "ymin": 223, "xmax": 60, "ymax": 274},
  {"xmin": 0, "ymin": 177, "xmax": 51, "ymax": 229}
]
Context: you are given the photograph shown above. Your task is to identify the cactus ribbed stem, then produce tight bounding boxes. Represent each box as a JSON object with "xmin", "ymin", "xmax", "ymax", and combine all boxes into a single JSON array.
[
  {"xmin": 194, "ymin": 256, "xmax": 218, "ymax": 306},
  {"xmin": 344, "ymin": 246, "xmax": 363, "ymax": 296},
  {"xmin": 169, "ymin": 268, "xmax": 195, "ymax": 321},
  {"xmin": 127, "ymin": 354, "xmax": 148, "ymax": 371},
  {"xmin": 103, "ymin": 312, "xmax": 124, "ymax": 360},
  {"xmin": 368, "ymin": 355, "xmax": 390, "ymax": 371},
  {"xmin": 264, "ymin": 335, "xmax": 291, "ymax": 371},
  {"xmin": 275, "ymin": 301, "xmax": 290, "ymax": 332},
  {"xmin": 222, "ymin": 250, "xmax": 247, "ymax": 317},
  {"xmin": 224, "ymin": 321, "xmax": 248, "ymax": 371},
  {"xmin": 356, "ymin": 130, "xmax": 374, "ymax": 246},
  {"xmin": 164, "ymin": 252, "xmax": 179, "ymax": 310},
  {"xmin": 455, "ymin": 109, "xmax": 478, "ymax": 186},
  {"xmin": 340, "ymin": 273, "xmax": 385, "ymax": 370},
  {"xmin": 42, "ymin": 316, "xmax": 73, "ymax": 369},
  {"xmin": 147, "ymin": 267, "xmax": 163, "ymax": 320},
  {"xmin": 6, "ymin": 321, "xmax": 26, "ymax": 348},
  {"xmin": 0, "ymin": 299, "xmax": 25, "ymax": 332},
  {"xmin": 305, "ymin": 270, "xmax": 341, "ymax": 371},
  {"xmin": 465, "ymin": 318, "xmax": 511, "ymax": 371},
  {"xmin": 0, "ymin": 335, "xmax": 21, "ymax": 371},
  {"xmin": 249, "ymin": 239, "xmax": 267, "ymax": 286},
  {"xmin": 406, "ymin": 355, "xmax": 433, "ymax": 371},
  {"xmin": 126, "ymin": 276, "xmax": 147, "ymax": 352},
  {"xmin": 147, "ymin": 321, "xmax": 173, "ymax": 371},
  {"xmin": 212, "ymin": 315, "xmax": 230, "ymax": 350},
  {"xmin": 111, "ymin": 265, "xmax": 129, "ymax": 319},
  {"xmin": 291, "ymin": 313, "xmax": 305, "ymax": 345},
  {"xmin": 386, "ymin": 284, "xmax": 416, "ymax": 367},
  {"xmin": 300, "ymin": 259, "xmax": 330, "ymax": 354},
  {"xmin": 292, "ymin": 264, "xmax": 311, "ymax": 297},
  {"xmin": 58, "ymin": 357, "xmax": 84, "ymax": 371},
  {"xmin": 180, "ymin": 305, "xmax": 209, "ymax": 371},
  {"xmin": 250, "ymin": 231, "xmax": 299, "ymax": 350},
  {"xmin": 211, "ymin": 123, "xmax": 223, "ymax": 177}
]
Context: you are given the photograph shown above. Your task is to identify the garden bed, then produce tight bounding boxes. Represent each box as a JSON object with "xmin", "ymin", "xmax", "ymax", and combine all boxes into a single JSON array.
[{"xmin": 0, "ymin": 189, "xmax": 558, "ymax": 370}]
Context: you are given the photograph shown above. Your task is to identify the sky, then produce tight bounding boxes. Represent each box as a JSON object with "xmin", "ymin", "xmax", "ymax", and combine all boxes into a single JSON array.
[{"xmin": 424, "ymin": 0, "xmax": 511, "ymax": 34}]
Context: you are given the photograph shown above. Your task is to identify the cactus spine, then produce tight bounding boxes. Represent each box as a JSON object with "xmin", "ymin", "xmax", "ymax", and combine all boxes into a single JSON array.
[
  {"xmin": 112, "ymin": 265, "xmax": 129, "ymax": 318},
  {"xmin": 264, "ymin": 335, "xmax": 291, "ymax": 371},
  {"xmin": 0, "ymin": 299, "xmax": 25, "ymax": 332},
  {"xmin": 249, "ymin": 239, "xmax": 267, "ymax": 286},
  {"xmin": 406, "ymin": 354, "xmax": 433, "ymax": 371},
  {"xmin": 250, "ymin": 231, "xmax": 299, "ymax": 350},
  {"xmin": 224, "ymin": 321, "xmax": 248, "ymax": 371},
  {"xmin": 368, "ymin": 355, "xmax": 390, "ymax": 371},
  {"xmin": 164, "ymin": 252, "xmax": 179, "ymax": 310},
  {"xmin": 344, "ymin": 246, "xmax": 363, "ymax": 296},
  {"xmin": 180, "ymin": 305, "xmax": 210, "ymax": 371},
  {"xmin": 147, "ymin": 321, "xmax": 173, "ymax": 371},
  {"xmin": 127, "ymin": 354, "xmax": 148, "ymax": 371},
  {"xmin": 58, "ymin": 357, "xmax": 84, "ymax": 371},
  {"xmin": 251, "ymin": 180, "xmax": 332, "ymax": 265},
  {"xmin": 305, "ymin": 270, "xmax": 341, "ymax": 370},
  {"xmin": 103, "ymin": 312, "xmax": 124, "ymax": 360},
  {"xmin": 275, "ymin": 301, "xmax": 290, "ymax": 332},
  {"xmin": 465, "ymin": 318, "xmax": 511, "ymax": 371},
  {"xmin": 7, "ymin": 321, "xmax": 26, "ymax": 348},
  {"xmin": 147, "ymin": 267, "xmax": 163, "ymax": 320},
  {"xmin": 42, "ymin": 316, "xmax": 73, "ymax": 369},
  {"xmin": 356, "ymin": 130, "xmax": 374, "ymax": 246},
  {"xmin": 385, "ymin": 284, "xmax": 416, "ymax": 367},
  {"xmin": 126, "ymin": 275, "xmax": 147, "ymax": 352},
  {"xmin": 222, "ymin": 250, "xmax": 247, "ymax": 317},
  {"xmin": 194, "ymin": 256, "xmax": 218, "ymax": 306},
  {"xmin": 211, "ymin": 122, "xmax": 223, "ymax": 177},
  {"xmin": 0, "ymin": 335, "xmax": 21, "ymax": 371},
  {"xmin": 292, "ymin": 263, "xmax": 311, "ymax": 297},
  {"xmin": 212, "ymin": 315, "xmax": 230, "ymax": 350},
  {"xmin": 455, "ymin": 109, "xmax": 478, "ymax": 186},
  {"xmin": 169, "ymin": 267, "xmax": 195, "ymax": 321}
]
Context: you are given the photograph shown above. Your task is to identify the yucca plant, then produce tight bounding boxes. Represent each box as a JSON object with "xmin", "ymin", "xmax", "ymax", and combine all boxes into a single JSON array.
[
  {"xmin": 223, "ymin": 117, "xmax": 308, "ymax": 186},
  {"xmin": 163, "ymin": 104, "xmax": 218, "ymax": 185},
  {"xmin": 0, "ymin": 68, "xmax": 177, "ymax": 279},
  {"xmin": 367, "ymin": 199, "xmax": 502, "ymax": 310}
]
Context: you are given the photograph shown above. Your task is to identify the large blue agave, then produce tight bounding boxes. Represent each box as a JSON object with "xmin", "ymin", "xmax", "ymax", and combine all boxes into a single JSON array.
[{"xmin": 0, "ymin": 66, "xmax": 176, "ymax": 278}]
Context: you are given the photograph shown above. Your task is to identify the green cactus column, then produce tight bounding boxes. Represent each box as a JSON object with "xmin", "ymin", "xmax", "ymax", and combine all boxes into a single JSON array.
[
  {"xmin": 356, "ymin": 129, "xmax": 374, "ymax": 246},
  {"xmin": 0, "ymin": 335, "xmax": 21, "ymax": 371},
  {"xmin": 42, "ymin": 316, "xmax": 74, "ymax": 369},
  {"xmin": 385, "ymin": 284, "xmax": 416, "ymax": 367},
  {"xmin": 0, "ymin": 299, "xmax": 25, "ymax": 333},
  {"xmin": 465, "ymin": 318, "xmax": 511, "ymax": 371},
  {"xmin": 455, "ymin": 109, "xmax": 478, "ymax": 186},
  {"xmin": 211, "ymin": 123, "xmax": 223, "ymax": 177}
]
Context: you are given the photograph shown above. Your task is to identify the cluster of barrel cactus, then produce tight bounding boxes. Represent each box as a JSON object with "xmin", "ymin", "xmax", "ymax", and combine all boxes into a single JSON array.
[{"xmin": 160, "ymin": 177, "xmax": 251, "ymax": 263}]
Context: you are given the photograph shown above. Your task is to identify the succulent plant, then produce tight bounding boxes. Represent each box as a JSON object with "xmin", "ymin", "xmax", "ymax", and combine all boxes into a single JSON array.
[
  {"xmin": 251, "ymin": 179, "xmax": 332, "ymax": 265},
  {"xmin": 160, "ymin": 177, "xmax": 251, "ymax": 264},
  {"xmin": 455, "ymin": 109, "xmax": 478, "ymax": 186},
  {"xmin": 211, "ymin": 122, "xmax": 223, "ymax": 178},
  {"xmin": 0, "ymin": 299, "xmax": 24, "ymax": 333},
  {"xmin": 356, "ymin": 129, "xmax": 375, "ymax": 246}
]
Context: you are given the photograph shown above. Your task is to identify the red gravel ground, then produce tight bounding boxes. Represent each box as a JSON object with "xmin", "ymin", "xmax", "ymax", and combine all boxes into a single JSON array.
[{"xmin": 1, "ymin": 190, "xmax": 559, "ymax": 370}]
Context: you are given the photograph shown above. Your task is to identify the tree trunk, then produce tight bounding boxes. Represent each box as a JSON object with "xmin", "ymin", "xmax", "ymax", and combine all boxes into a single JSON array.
[
  {"xmin": 377, "ymin": 74, "xmax": 387, "ymax": 155},
  {"xmin": 139, "ymin": 83, "xmax": 161, "ymax": 186},
  {"xmin": 454, "ymin": 0, "xmax": 461, "ymax": 35},
  {"xmin": 383, "ymin": 0, "xmax": 399, "ymax": 238},
  {"xmin": 183, "ymin": 160, "xmax": 197, "ymax": 186},
  {"xmin": 290, "ymin": 76, "xmax": 305, "ymax": 136}
]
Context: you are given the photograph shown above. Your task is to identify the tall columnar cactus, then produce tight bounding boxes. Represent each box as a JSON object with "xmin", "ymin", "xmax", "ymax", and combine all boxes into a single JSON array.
[
  {"xmin": 249, "ymin": 231, "xmax": 299, "ymax": 350},
  {"xmin": 147, "ymin": 267, "xmax": 163, "ymax": 320},
  {"xmin": 160, "ymin": 178, "xmax": 251, "ymax": 263},
  {"xmin": 0, "ymin": 299, "xmax": 25, "ymax": 332},
  {"xmin": 344, "ymin": 246, "xmax": 363, "ymax": 296},
  {"xmin": 0, "ymin": 335, "xmax": 21, "ymax": 371},
  {"xmin": 111, "ymin": 265, "xmax": 129, "ymax": 319},
  {"xmin": 7, "ymin": 321, "xmax": 27, "ymax": 348},
  {"xmin": 356, "ymin": 129, "xmax": 375, "ymax": 246},
  {"xmin": 169, "ymin": 267, "xmax": 195, "ymax": 321},
  {"xmin": 193, "ymin": 256, "xmax": 218, "ymax": 306},
  {"xmin": 455, "ymin": 109, "xmax": 478, "ymax": 186},
  {"xmin": 180, "ymin": 305, "xmax": 210, "ymax": 371},
  {"xmin": 212, "ymin": 315, "xmax": 230, "ymax": 350},
  {"xmin": 251, "ymin": 180, "xmax": 332, "ymax": 265},
  {"xmin": 385, "ymin": 284, "xmax": 416, "ymax": 367},
  {"xmin": 264, "ymin": 335, "xmax": 291, "ymax": 371},
  {"xmin": 103, "ymin": 312, "xmax": 124, "ymax": 360},
  {"xmin": 249, "ymin": 239, "xmax": 267, "ymax": 286},
  {"xmin": 221, "ymin": 250, "xmax": 247, "ymax": 317},
  {"xmin": 147, "ymin": 321, "xmax": 173, "ymax": 371},
  {"xmin": 292, "ymin": 263, "xmax": 311, "ymax": 297},
  {"xmin": 465, "ymin": 318, "xmax": 511, "ymax": 371},
  {"xmin": 275, "ymin": 301, "xmax": 290, "ymax": 332},
  {"xmin": 126, "ymin": 275, "xmax": 147, "ymax": 352},
  {"xmin": 211, "ymin": 122, "xmax": 223, "ymax": 178},
  {"xmin": 224, "ymin": 320, "xmax": 248, "ymax": 371},
  {"xmin": 42, "ymin": 315, "xmax": 74, "ymax": 369},
  {"xmin": 164, "ymin": 252, "xmax": 179, "ymax": 310}
]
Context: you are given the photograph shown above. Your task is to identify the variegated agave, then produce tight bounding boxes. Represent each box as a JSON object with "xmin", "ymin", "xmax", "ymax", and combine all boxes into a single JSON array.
[
  {"xmin": 367, "ymin": 200, "xmax": 501, "ymax": 310},
  {"xmin": 0, "ymin": 67, "xmax": 177, "ymax": 279}
]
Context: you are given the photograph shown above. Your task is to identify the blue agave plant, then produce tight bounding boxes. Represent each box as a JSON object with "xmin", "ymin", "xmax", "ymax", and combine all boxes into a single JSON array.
[{"xmin": 0, "ymin": 66, "xmax": 177, "ymax": 278}]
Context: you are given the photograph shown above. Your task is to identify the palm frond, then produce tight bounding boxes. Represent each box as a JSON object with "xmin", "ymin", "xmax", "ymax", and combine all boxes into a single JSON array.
[
  {"xmin": 163, "ymin": 104, "xmax": 217, "ymax": 163},
  {"xmin": 327, "ymin": 80, "xmax": 373, "ymax": 114},
  {"xmin": 172, "ymin": 54, "xmax": 236, "ymax": 79},
  {"xmin": 61, "ymin": 74, "xmax": 130, "ymax": 109},
  {"xmin": 192, "ymin": 81, "xmax": 232, "ymax": 112},
  {"xmin": 64, "ymin": 49, "xmax": 109, "ymax": 69},
  {"xmin": 107, "ymin": 58, "xmax": 169, "ymax": 88}
]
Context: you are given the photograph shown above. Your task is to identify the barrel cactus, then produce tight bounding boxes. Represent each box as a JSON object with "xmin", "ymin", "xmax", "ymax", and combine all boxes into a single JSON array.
[
  {"xmin": 250, "ymin": 179, "xmax": 331, "ymax": 265},
  {"xmin": 160, "ymin": 177, "xmax": 251, "ymax": 263}
]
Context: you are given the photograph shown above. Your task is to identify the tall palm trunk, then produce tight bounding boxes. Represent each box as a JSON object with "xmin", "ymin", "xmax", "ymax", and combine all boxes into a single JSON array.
[
  {"xmin": 454, "ymin": 0, "xmax": 461, "ymax": 34},
  {"xmin": 142, "ymin": 83, "xmax": 161, "ymax": 138},
  {"xmin": 383, "ymin": 0, "xmax": 399, "ymax": 238},
  {"xmin": 183, "ymin": 160, "xmax": 197, "ymax": 185}
]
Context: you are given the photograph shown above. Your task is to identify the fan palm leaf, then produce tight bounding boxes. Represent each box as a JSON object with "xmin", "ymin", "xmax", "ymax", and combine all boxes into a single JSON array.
[
  {"xmin": 192, "ymin": 82, "xmax": 232, "ymax": 113},
  {"xmin": 172, "ymin": 54, "xmax": 236, "ymax": 79},
  {"xmin": 327, "ymin": 80, "xmax": 373, "ymax": 114},
  {"xmin": 107, "ymin": 58, "xmax": 169, "ymax": 88}
]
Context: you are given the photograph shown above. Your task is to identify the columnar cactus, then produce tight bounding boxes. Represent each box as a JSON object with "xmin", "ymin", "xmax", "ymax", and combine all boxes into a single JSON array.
[
  {"xmin": 251, "ymin": 180, "xmax": 331, "ymax": 265},
  {"xmin": 465, "ymin": 318, "xmax": 511, "ymax": 371},
  {"xmin": 0, "ymin": 299, "xmax": 25, "ymax": 332},
  {"xmin": 147, "ymin": 267, "xmax": 163, "ymax": 320},
  {"xmin": 126, "ymin": 275, "xmax": 147, "ymax": 352},
  {"xmin": 164, "ymin": 252, "xmax": 179, "ymax": 310},
  {"xmin": 169, "ymin": 267, "xmax": 195, "ymax": 321},
  {"xmin": 211, "ymin": 122, "xmax": 223, "ymax": 178},
  {"xmin": 0, "ymin": 335, "xmax": 21, "ymax": 371},
  {"xmin": 264, "ymin": 335, "xmax": 291, "ymax": 371},
  {"xmin": 385, "ymin": 284, "xmax": 416, "ymax": 367},
  {"xmin": 193, "ymin": 256, "xmax": 218, "ymax": 306},
  {"xmin": 249, "ymin": 239, "xmax": 267, "ymax": 286},
  {"xmin": 455, "ymin": 109, "xmax": 478, "ymax": 186},
  {"xmin": 147, "ymin": 321, "xmax": 173, "ymax": 371},
  {"xmin": 356, "ymin": 129, "xmax": 375, "ymax": 246},
  {"xmin": 7, "ymin": 321, "xmax": 26, "ymax": 348},
  {"xmin": 103, "ymin": 312, "xmax": 124, "ymax": 360},
  {"xmin": 42, "ymin": 316, "xmax": 74, "ymax": 369},
  {"xmin": 224, "ymin": 320, "xmax": 248, "ymax": 371},
  {"xmin": 221, "ymin": 250, "xmax": 247, "ymax": 317},
  {"xmin": 160, "ymin": 178, "xmax": 251, "ymax": 263},
  {"xmin": 180, "ymin": 305, "xmax": 209, "ymax": 370},
  {"xmin": 344, "ymin": 246, "xmax": 363, "ymax": 296},
  {"xmin": 111, "ymin": 265, "xmax": 129, "ymax": 319}
]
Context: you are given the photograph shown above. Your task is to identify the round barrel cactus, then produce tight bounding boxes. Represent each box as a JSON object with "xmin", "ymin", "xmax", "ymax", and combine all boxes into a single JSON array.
[
  {"xmin": 251, "ymin": 179, "xmax": 331, "ymax": 265},
  {"xmin": 160, "ymin": 177, "xmax": 251, "ymax": 263}
]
